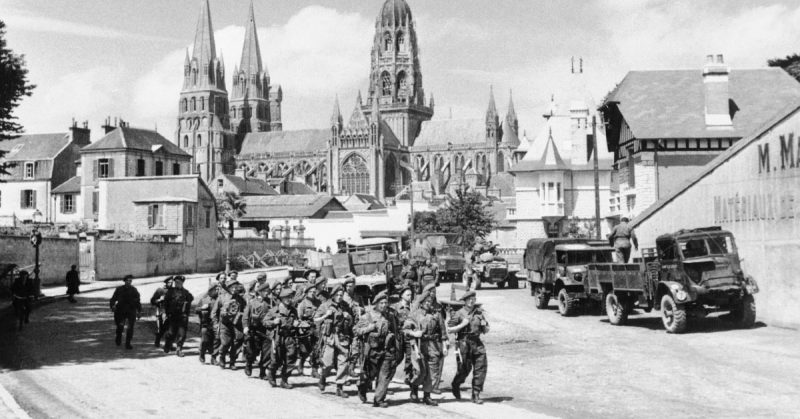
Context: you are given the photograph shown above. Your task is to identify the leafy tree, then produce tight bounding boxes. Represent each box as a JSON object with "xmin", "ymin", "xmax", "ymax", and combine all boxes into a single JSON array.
[
  {"xmin": 216, "ymin": 192, "xmax": 247, "ymax": 238},
  {"xmin": 0, "ymin": 20, "xmax": 36, "ymax": 176},
  {"xmin": 565, "ymin": 216, "xmax": 596, "ymax": 239},
  {"xmin": 433, "ymin": 186, "xmax": 495, "ymax": 250},
  {"xmin": 768, "ymin": 53, "xmax": 800, "ymax": 83},
  {"xmin": 413, "ymin": 211, "xmax": 441, "ymax": 233}
]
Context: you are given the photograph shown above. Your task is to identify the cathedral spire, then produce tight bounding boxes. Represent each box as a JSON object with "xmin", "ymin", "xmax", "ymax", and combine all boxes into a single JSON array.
[
  {"xmin": 192, "ymin": 0, "xmax": 216, "ymax": 67},
  {"xmin": 331, "ymin": 95, "xmax": 343, "ymax": 128},
  {"xmin": 506, "ymin": 89, "xmax": 518, "ymax": 135},
  {"xmin": 486, "ymin": 85, "xmax": 499, "ymax": 123},
  {"xmin": 239, "ymin": 0, "xmax": 263, "ymax": 76}
]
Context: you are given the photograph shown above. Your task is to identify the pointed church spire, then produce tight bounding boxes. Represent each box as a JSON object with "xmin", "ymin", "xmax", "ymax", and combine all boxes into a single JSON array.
[
  {"xmin": 184, "ymin": 48, "xmax": 190, "ymax": 66},
  {"xmin": 240, "ymin": 0, "xmax": 263, "ymax": 76},
  {"xmin": 371, "ymin": 92, "xmax": 381, "ymax": 125},
  {"xmin": 505, "ymin": 89, "xmax": 518, "ymax": 135},
  {"xmin": 429, "ymin": 92, "xmax": 435, "ymax": 109},
  {"xmin": 486, "ymin": 85, "xmax": 498, "ymax": 122},
  {"xmin": 331, "ymin": 95, "xmax": 343, "ymax": 128},
  {"xmin": 356, "ymin": 90, "xmax": 363, "ymax": 106},
  {"xmin": 192, "ymin": 0, "xmax": 216, "ymax": 66}
]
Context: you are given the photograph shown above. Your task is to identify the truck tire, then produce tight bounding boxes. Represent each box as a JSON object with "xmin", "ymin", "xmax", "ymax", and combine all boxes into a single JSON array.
[
  {"xmin": 660, "ymin": 294, "xmax": 687, "ymax": 334},
  {"xmin": 605, "ymin": 293, "xmax": 629, "ymax": 325},
  {"xmin": 534, "ymin": 286, "xmax": 550, "ymax": 309},
  {"xmin": 732, "ymin": 294, "xmax": 756, "ymax": 328},
  {"xmin": 557, "ymin": 288, "xmax": 578, "ymax": 316},
  {"xmin": 508, "ymin": 275, "xmax": 519, "ymax": 289}
]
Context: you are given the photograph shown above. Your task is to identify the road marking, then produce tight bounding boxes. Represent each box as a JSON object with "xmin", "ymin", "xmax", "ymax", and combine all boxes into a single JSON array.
[{"xmin": 0, "ymin": 382, "xmax": 31, "ymax": 419}]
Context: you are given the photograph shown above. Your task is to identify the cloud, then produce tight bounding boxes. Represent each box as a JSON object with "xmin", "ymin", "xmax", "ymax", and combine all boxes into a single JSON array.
[{"xmin": 3, "ymin": 12, "xmax": 178, "ymax": 43}]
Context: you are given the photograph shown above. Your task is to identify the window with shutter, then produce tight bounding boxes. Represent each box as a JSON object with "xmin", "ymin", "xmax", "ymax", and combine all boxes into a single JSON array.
[
  {"xmin": 108, "ymin": 158, "xmax": 114, "ymax": 177},
  {"xmin": 147, "ymin": 205, "xmax": 154, "ymax": 227},
  {"xmin": 93, "ymin": 160, "xmax": 98, "ymax": 180},
  {"xmin": 92, "ymin": 191, "xmax": 99, "ymax": 214},
  {"xmin": 59, "ymin": 195, "xmax": 65, "ymax": 213}
]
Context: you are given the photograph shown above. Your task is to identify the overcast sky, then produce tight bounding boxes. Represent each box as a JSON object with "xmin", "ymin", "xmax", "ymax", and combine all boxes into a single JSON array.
[{"xmin": 3, "ymin": 0, "xmax": 800, "ymax": 141}]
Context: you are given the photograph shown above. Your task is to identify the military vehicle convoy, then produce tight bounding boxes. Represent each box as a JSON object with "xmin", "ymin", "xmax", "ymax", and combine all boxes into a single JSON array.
[
  {"xmin": 585, "ymin": 227, "xmax": 759, "ymax": 333},
  {"xmin": 409, "ymin": 233, "xmax": 466, "ymax": 283},
  {"xmin": 463, "ymin": 240, "xmax": 516, "ymax": 290}
]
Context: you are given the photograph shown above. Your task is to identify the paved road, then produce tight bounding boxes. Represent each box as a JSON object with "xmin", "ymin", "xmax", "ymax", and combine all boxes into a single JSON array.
[{"xmin": 1, "ymin": 276, "xmax": 799, "ymax": 418}]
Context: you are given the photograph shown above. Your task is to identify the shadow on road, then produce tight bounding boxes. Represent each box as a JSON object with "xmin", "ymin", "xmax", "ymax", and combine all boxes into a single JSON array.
[{"xmin": 0, "ymin": 296, "xmax": 196, "ymax": 371}]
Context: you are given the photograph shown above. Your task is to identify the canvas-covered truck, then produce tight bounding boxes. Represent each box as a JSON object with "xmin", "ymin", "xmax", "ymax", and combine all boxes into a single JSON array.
[
  {"xmin": 585, "ymin": 227, "xmax": 759, "ymax": 333},
  {"xmin": 408, "ymin": 233, "xmax": 466, "ymax": 282},
  {"xmin": 524, "ymin": 238, "xmax": 615, "ymax": 315}
]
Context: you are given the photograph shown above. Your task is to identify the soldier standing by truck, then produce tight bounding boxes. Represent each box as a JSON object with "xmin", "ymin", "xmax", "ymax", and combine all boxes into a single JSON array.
[
  {"xmin": 149, "ymin": 277, "xmax": 172, "ymax": 347},
  {"xmin": 420, "ymin": 259, "xmax": 438, "ymax": 289},
  {"xmin": 316, "ymin": 285, "xmax": 354, "ymax": 398},
  {"xmin": 162, "ymin": 275, "xmax": 194, "ymax": 357},
  {"xmin": 196, "ymin": 281, "xmax": 219, "ymax": 364},
  {"xmin": 608, "ymin": 216, "xmax": 639, "ymax": 263},
  {"xmin": 354, "ymin": 290, "xmax": 397, "ymax": 408},
  {"xmin": 242, "ymin": 282, "xmax": 272, "ymax": 378},
  {"xmin": 448, "ymin": 291, "xmax": 489, "ymax": 404}
]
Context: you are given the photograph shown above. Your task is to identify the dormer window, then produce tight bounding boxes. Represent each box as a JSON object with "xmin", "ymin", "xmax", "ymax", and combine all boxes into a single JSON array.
[{"xmin": 24, "ymin": 162, "xmax": 35, "ymax": 179}]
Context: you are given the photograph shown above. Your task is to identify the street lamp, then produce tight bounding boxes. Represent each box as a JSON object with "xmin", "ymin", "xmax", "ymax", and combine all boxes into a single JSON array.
[{"xmin": 31, "ymin": 209, "xmax": 43, "ymax": 297}]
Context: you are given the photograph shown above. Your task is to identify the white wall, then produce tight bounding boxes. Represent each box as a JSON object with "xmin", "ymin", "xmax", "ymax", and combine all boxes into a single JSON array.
[{"xmin": 0, "ymin": 180, "xmax": 50, "ymax": 224}]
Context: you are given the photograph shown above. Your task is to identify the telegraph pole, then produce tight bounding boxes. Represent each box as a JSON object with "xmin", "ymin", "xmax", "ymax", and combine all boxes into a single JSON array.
[{"xmin": 592, "ymin": 116, "xmax": 601, "ymax": 239}]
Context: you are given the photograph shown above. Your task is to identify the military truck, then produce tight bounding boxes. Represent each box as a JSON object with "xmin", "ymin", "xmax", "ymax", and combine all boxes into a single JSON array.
[
  {"xmin": 585, "ymin": 227, "xmax": 759, "ymax": 333},
  {"xmin": 524, "ymin": 238, "xmax": 615, "ymax": 315},
  {"xmin": 409, "ymin": 233, "xmax": 466, "ymax": 283},
  {"xmin": 462, "ymin": 241, "xmax": 515, "ymax": 289}
]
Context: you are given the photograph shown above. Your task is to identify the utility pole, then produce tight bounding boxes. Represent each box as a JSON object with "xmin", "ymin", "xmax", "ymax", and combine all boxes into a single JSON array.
[{"xmin": 592, "ymin": 116, "xmax": 601, "ymax": 240}]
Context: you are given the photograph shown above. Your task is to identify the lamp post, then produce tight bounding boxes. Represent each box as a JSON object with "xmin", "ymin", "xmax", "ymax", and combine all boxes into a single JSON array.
[{"xmin": 31, "ymin": 209, "xmax": 43, "ymax": 297}]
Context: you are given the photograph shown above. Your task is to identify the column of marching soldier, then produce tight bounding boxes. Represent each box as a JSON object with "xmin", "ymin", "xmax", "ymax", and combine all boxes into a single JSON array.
[{"xmin": 134, "ymin": 260, "xmax": 490, "ymax": 408}]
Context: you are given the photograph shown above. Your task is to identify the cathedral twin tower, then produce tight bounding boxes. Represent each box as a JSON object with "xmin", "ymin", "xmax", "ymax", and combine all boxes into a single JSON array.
[{"xmin": 175, "ymin": 0, "xmax": 282, "ymax": 181}]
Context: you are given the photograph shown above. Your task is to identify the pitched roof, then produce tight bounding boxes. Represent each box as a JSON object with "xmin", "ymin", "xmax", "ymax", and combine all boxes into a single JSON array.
[
  {"xmin": 604, "ymin": 68, "xmax": 800, "ymax": 140},
  {"xmin": 0, "ymin": 133, "xmax": 70, "ymax": 161},
  {"xmin": 219, "ymin": 174, "xmax": 277, "ymax": 195},
  {"xmin": 510, "ymin": 130, "xmax": 568, "ymax": 172},
  {"xmin": 239, "ymin": 129, "xmax": 329, "ymax": 156},
  {"xmin": 83, "ymin": 127, "xmax": 190, "ymax": 156},
  {"xmin": 341, "ymin": 194, "xmax": 386, "ymax": 211},
  {"xmin": 414, "ymin": 119, "xmax": 486, "ymax": 148},
  {"xmin": 51, "ymin": 175, "xmax": 81, "ymax": 194},
  {"xmin": 501, "ymin": 119, "xmax": 520, "ymax": 147},
  {"xmin": 283, "ymin": 181, "xmax": 316, "ymax": 195},
  {"xmin": 241, "ymin": 194, "xmax": 345, "ymax": 219},
  {"xmin": 239, "ymin": 1, "xmax": 263, "ymax": 76}
]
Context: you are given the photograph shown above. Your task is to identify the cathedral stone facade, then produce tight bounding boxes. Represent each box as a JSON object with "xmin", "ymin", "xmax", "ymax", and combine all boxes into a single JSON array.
[{"xmin": 177, "ymin": 0, "xmax": 520, "ymax": 202}]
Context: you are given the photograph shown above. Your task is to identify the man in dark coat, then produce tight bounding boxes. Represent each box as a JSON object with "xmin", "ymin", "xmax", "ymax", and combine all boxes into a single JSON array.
[
  {"xmin": 354, "ymin": 290, "xmax": 398, "ymax": 408},
  {"xmin": 163, "ymin": 275, "xmax": 194, "ymax": 356},
  {"xmin": 266, "ymin": 288, "xmax": 299, "ymax": 389},
  {"xmin": 65, "ymin": 265, "xmax": 80, "ymax": 303},
  {"xmin": 149, "ymin": 277, "xmax": 173, "ymax": 347},
  {"xmin": 608, "ymin": 216, "xmax": 639, "ymax": 263},
  {"xmin": 196, "ymin": 281, "xmax": 219, "ymax": 364},
  {"xmin": 109, "ymin": 275, "xmax": 142, "ymax": 349},
  {"xmin": 242, "ymin": 282, "xmax": 272, "ymax": 379},
  {"xmin": 11, "ymin": 270, "xmax": 36, "ymax": 331},
  {"xmin": 447, "ymin": 291, "xmax": 489, "ymax": 404}
]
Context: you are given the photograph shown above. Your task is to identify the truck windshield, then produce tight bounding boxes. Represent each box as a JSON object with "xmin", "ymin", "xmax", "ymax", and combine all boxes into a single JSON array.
[
  {"xmin": 678, "ymin": 234, "xmax": 734, "ymax": 258},
  {"xmin": 565, "ymin": 251, "xmax": 614, "ymax": 265}
]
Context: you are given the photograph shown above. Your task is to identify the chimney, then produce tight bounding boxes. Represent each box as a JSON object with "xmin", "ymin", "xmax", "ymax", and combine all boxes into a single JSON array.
[
  {"xmin": 703, "ymin": 54, "xmax": 732, "ymax": 128},
  {"xmin": 68, "ymin": 120, "xmax": 91, "ymax": 146}
]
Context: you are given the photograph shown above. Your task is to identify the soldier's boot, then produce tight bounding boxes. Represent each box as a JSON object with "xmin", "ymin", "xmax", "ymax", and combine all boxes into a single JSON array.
[
  {"xmin": 267, "ymin": 370, "xmax": 278, "ymax": 387},
  {"xmin": 199, "ymin": 354, "xmax": 206, "ymax": 364},
  {"xmin": 409, "ymin": 387, "xmax": 420, "ymax": 403},
  {"xmin": 115, "ymin": 335, "xmax": 122, "ymax": 346},
  {"xmin": 258, "ymin": 368, "xmax": 267, "ymax": 380},
  {"xmin": 336, "ymin": 385, "xmax": 348, "ymax": 398},
  {"xmin": 125, "ymin": 339, "xmax": 133, "ymax": 350},
  {"xmin": 244, "ymin": 363, "xmax": 253, "ymax": 377},
  {"xmin": 372, "ymin": 401, "xmax": 389, "ymax": 408},
  {"xmin": 423, "ymin": 393, "xmax": 438, "ymax": 406},
  {"xmin": 176, "ymin": 347, "xmax": 184, "ymax": 357},
  {"xmin": 471, "ymin": 390, "xmax": 483, "ymax": 405},
  {"xmin": 280, "ymin": 379, "xmax": 292, "ymax": 389},
  {"xmin": 451, "ymin": 382, "xmax": 461, "ymax": 400},
  {"xmin": 318, "ymin": 376, "xmax": 326, "ymax": 392},
  {"xmin": 358, "ymin": 385, "xmax": 368, "ymax": 403},
  {"xmin": 295, "ymin": 359, "xmax": 304, "ymax": 376},
  {"xmin": 311, "ymin": 367, "xmax": 320, "ymax": 379},
  {"xmin": 218, "ymin": 355, "xmax": 227, "ymax": 370},
  {"xmin": 210, "ymin": 355, "xmax": 217, "ymax": 366}
]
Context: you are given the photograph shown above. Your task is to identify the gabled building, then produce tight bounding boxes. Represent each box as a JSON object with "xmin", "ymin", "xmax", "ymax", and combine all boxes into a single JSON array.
[
  {"xmin": 599, "ymin": 54, "xmax": 800, "ymax": 218},
  {"xmin": 211, "ymin": 173, "xmax": 277, "ymax": 197},
  {"xmin": 0, "ymin": 122, "xmax": 90, "ymax": 225}
]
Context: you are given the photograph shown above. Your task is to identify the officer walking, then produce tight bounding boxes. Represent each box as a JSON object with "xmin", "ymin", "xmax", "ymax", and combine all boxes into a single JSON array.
[
  {"xmin": 354, "ymin": 290, "xmax": 397, "ymax": 408},
  {"xmin": 316, "ymin": 284, "xmax": 354, "ymax": 398},
  {"xmin": 392, "ymin": 286, "xmax": 414, "ymax": 395},
  {"xmin": 163, "ymin": 275, "xmax": 194, "ymax": 357},
  {"xmin": 149, "ymin": 277, "xmax": 173, "ymax": 347},
  {"xmin": 416, "ymin": 283, "xmax": 448, "ymax": 394},
  {"xmin": 242, "ymin": 282, "xmax": 272, "ymax": 379},
  {"xmin": 405, "ymin": 291, "xmax": 441, "ymax": 406},
  {"xmin": 196, "ymin": 281, "xmax": 219, "ymax": 364},
  {"xmin": 608, "ymin": 216, "xmax": 639, "ymax": 263},
  {"xmin": 216, "ymin": 281, "xmax": 246, "ymax": 369},
  {"xmin": 109, "ymin": 275, "xmax": 141, "ymax": 349},
  {"xmin": 296, "ymin": 283, "xmax": 321, "ymax": 378},
  {"xmin": 447, "ymin": 291, "xmax": 489, "ymax": 404},
  {"xmin": 267, "ymin": 288, "xmax": 299, "ymax": 389}
]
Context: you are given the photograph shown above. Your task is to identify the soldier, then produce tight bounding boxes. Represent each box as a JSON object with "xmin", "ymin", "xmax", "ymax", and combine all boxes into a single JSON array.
[
  {"xmin": 392, "ymin": 286, "xmax": 414, "ymax": 397},
  {"xmin": 196, "ymin": 281, "xmax": 219, "ymax": 364},
  {"xmin": 246, "ymin": 272, "xmax": 268, "ymax": 300},
  {"xmin": 242, "ymin": 282, "xmax": 273, "ymax": 379},
  {"xmin": 267, "ymin": 288, "xmax": 299, "ymax": 389},
  {"xmin": 354, "ymin": 290, "xmax": 398, "ymax": 408},
  {"xmin": 217, "ymin": 282, "xmax": 246, "ymax": 370},
  {"xmin": 420, "ymin": 259, "xmax": 439, "ymax": 289},
  {"xmin": 316, "ymin": 285, "xmax": 355, "ymax": 398},
  {"xmin": 296, "ymin": 283, "xmax": 321, "ymax": 378},
  {"xmin": 109, "ymin": 275, "xmax": 141, "ymax": 349},
  {"xmin": 163, "ymin": 275, "xmax": 194, "ymax": 356},
  {"xmin": 314, "ymin": 276, "xmax": 330, "ymax": 305},
  {"xmin": 425, "ymin": 285, "xmax": 449, "ymax": 394},
  {"xmin": 609, "ymin": 216, "xmax": 639, "ymax": 263},
  {"xmin": 11, "ymin": 270, "xmax": 36, "ymax": 331},
  {"xmin": 400, "ymin": 258, "xmax": 418, "ymax": 295},
  {"xmin": 149, "ymin": 276, "xmax": 173, "ymax": 347},
  {"xmin": 404, "ymin": 291, "xmax": 442, "ymax": 406},
  {"xmin": 342, "ymin": 275, "xmax": 363, "ymax": 318},
  {"xmin": 227, "ymin": 270, "xmax": 239, "ymax": 286},
  {"xmin": 447, "ymin": 291, "xmax": 489, "ymax": 404}
]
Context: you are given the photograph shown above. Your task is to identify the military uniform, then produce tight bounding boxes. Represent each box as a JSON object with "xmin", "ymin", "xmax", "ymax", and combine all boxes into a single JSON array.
[
  {"xmin": 391, "ymin": 299, "xmax": 413, "ymax": 386},
  {"xmin": 419, "ymin": 264, "xmax": 438, "ymax": 290},
  {"xmin": 406, "ymin": 303, "xmax": 446, "ymax": 404},
  {"xmin": 242, "ymin": 285, "xmax": 272, "ymax": 378},
  {"xmin": 215, "ymin": 287, "xmax": 245, "ymax": 369},
  {"xmin": 267, "ymin": 295, "xmax": 299, "ymax": 388},
  {"xmin": 149, "ymin": 279, "xmax": 171, "ymax": 347},
  {"xmin": 609, "ymin": 220, "xmax": 638, "ymax": 263},
  {"xmin": 448, "ymin": 294, "xmax": 488, "ymax": 404},
  {"xmin": 195, "ymin": 289, "xmax": 217, "ymax": 363},
  {"xmin": 109, "ymin": 279, "xmax": 141, "ymax": 348},
  {"xmin": 163, "ymin": 281, "xmax": 194, "ymax": 355},
  {"xmin": 400, "ymin": 264, "xmax": 418, "ymax": 295},
  {"xmin": 354, "ymin": 292, "xmax": 397, "ymax": 407},
  {"xmin": 317, "ymin": 292, "xmax": 355, "ymax": 397},
  {"xmin": 11, "ymin": 273, "xmax": 35, "ymax": 331},
  {"xmin": 296, "ymin": 291, "xmax": 321, "ymax": 377}
]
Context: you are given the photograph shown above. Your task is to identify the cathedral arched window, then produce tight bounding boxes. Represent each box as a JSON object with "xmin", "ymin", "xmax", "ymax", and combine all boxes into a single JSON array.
[
  {"xmin": 197, "ymin": 134, "xmax": 202, "ymax": 147},
  {"xmin": 396, "ymin": 72, "xmax": 408, "ymax": 99},
  {"xmin": 397, "ymin": 31, "xmax": 405, "ymax": 51},
  {"xmin": 203, "ymin": 64, "xmax": 208, "ymax": 75},
  {"xmin": 182, "ymin": 99, "xmax": 188, "ymax": 112},
  {"xmin": 381, "ymin": 72, "xmax": 392, "ymax": 96},
  {"xmin": 191, "ymin": 97, "xmax": 196, "ymax": 111},
  {"xmin": 200, "ymin": 97, "xmax": 205, "ymax": 111},
  {"xmin": 341, "ymin": 153, "xmax": 370, "ymax": 195},
  {"xmin": 232, "ymin": 108, "xmax": 236, "ymax": 118},
  {"xmin": 497, "ymin": 151, "xmax": 505, "ymax": 172},
  {"xmin": 384, "ymin": 32, "xmax": 392, "ymax": 52},
  {"xmin": 192, "ymin": 68, "xmax": 198, "ymax": 85},
  {"xmin": 183, "ymin": 135, "xmax": 189, "ymax": 148}
]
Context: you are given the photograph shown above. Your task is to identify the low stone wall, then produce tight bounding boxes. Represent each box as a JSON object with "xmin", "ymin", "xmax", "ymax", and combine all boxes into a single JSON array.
[
  {"xmin": 95, "ymin": 240, "xmax": 221, "ymax": 281},
  {"xmin": 0, "ymin": 235, "xmax": 79, "ymax": 286}
]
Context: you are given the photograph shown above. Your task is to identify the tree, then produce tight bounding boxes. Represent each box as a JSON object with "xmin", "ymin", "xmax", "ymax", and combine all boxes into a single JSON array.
[
  {"xmin": 768, "ymin": 54, "xmax": 800, "ymax": 83},
  {"xmin": 433, "ymin": 186, "xmax": 495, "ymax": 250},
  {"xmin": 564, "ymin": 216, "xmax": 596, "ymax": 239},
  {"xmin": 216, "ymin": 192, "xmax": 247, "ymax": 238},
  {"xmin": 413, "ymin": 211, "xmax": 440, "ymax": 233},
  {"xmin": 0, "ymin": 20, "xmax": 36, "ymax": 176}
]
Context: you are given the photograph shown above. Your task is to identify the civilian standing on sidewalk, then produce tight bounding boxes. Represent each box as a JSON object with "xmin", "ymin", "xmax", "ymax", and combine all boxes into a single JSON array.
[{"xmin": 65, "ymin": 265, "xmax": 80, "ymax": 303}]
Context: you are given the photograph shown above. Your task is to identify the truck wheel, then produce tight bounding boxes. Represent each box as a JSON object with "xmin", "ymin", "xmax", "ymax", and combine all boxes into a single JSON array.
[
  {"xmin": 732, "ymin": 294, "xmax": 756, "ymax": 328},
  {"xmin": 557, "ymin": 288, "xmax": 578, "ymax": 316},
  {"xmin": 660, "ymin": 294, "xmax": 688, "ymax": 334},
  {"xmin": 497, "ymin": 281, "xmax": 506, "ymax": 289},
  {"xmin": 534, "ymin": 286, "xmax": 550, "ymax": 309},
  {"xmin": 508, "ymin": 276, "xmax": 519, "ymax": 289},
  {"xmin": 605, "ymin": 293, "xmax": 629, "ymax": 325}
]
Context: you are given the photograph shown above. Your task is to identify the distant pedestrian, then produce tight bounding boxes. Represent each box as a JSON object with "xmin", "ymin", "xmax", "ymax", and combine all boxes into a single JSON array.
[
  {"xmin": 11, "ymin": 270, "xmax": 36, "ymax": 331},
  {"xmin": 609, "ymin": 216, "xmax": 639, "ymax": 263},
  {"xmin": 109, "ymin": 275, "xmax": 142, "ymax": 349},
  {"xmin": 65, "ymin": 265, "xmax": 80, "ymax": 303},
  {"xmin": 163, "ymin": 275, "xmax": 194, "ymax": 356}
]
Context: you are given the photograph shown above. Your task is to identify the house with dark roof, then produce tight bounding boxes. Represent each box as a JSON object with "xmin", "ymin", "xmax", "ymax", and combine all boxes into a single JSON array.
[
  {"xmin": 599, "ymin": 54, "xmax": 800, "ymax": 218},
  {"xmin": 79, "ymin": 124, "xmax": 192, "ymax": 221},
  {"xmin": 0, "ymin": 122, "xmax": 90, "ymax": 225}
]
